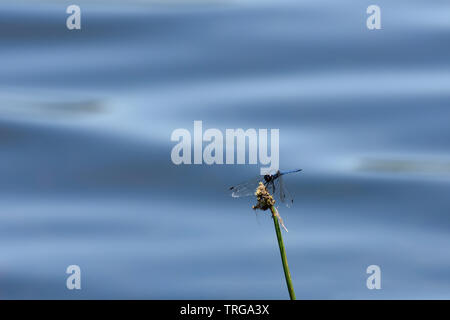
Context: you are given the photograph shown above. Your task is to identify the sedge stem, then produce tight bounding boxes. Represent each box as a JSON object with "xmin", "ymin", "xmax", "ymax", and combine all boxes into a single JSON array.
[{"xmin": 270, "ymin": 205, "xmax": 296, "ymax": 300}]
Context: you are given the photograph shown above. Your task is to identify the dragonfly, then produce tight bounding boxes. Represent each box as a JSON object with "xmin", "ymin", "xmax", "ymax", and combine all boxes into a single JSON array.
[{"xmin": 229, "ymin": 169, "xmax": 302, "ymax": 208}]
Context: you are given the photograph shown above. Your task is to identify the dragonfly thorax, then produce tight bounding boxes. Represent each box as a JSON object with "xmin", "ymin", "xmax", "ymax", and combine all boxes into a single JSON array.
[{"xmin": 263, "ymin": 170, "xmax": 281, "ymax": 184}]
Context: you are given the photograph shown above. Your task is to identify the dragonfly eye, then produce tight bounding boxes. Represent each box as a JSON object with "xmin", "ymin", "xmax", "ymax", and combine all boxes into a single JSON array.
[{"xmin": 263, "ymin": 175, "xmax": 271, "ymax": 182}]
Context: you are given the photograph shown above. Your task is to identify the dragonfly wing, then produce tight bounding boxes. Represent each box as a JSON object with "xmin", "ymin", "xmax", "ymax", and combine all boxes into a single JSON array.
[
  {"xmin": 266, "ymin": 179, "xmax": 275, "ymax": 195},
  {"xmin": 278, "ymin": 175, "xmax": 294, "ymax": 208},
  {"xmin": 229, "ymin": 176, "xmax": 264, "ymax": 198}
]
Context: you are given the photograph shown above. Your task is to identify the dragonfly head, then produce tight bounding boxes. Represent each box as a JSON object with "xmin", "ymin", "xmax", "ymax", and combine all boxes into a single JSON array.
[{"xmin": 263, "ymin": 174, "xmax": 272, "ymax": 183}]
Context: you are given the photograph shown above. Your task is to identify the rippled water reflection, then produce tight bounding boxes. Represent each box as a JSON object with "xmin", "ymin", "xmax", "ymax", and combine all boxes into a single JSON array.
[{"xmin": 0, "ymin": 0, "xmax": 449, "ymax": 299}]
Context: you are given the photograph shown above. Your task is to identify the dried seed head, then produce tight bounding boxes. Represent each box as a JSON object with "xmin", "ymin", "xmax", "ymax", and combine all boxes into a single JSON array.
[{"xmin": 252, "ymin": 182, "xmax": 275, "ymax": 211}]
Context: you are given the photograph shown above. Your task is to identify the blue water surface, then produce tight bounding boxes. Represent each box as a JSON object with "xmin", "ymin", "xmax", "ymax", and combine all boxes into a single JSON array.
[{"xmin": 0, "ymin": 0, "xmax": 449, "ymax": 299}]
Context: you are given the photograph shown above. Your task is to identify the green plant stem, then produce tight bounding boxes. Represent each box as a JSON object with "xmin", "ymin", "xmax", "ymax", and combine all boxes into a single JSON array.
[{"xmin": 270, "ymin": 205, "xmax": 296, "ymax": 300}]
